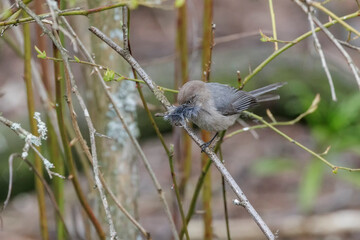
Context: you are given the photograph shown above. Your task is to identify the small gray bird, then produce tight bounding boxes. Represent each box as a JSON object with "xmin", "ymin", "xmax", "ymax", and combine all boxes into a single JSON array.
[{"xmin": 165, "ymin": 80, "xmax": 286, "ymax": 151}]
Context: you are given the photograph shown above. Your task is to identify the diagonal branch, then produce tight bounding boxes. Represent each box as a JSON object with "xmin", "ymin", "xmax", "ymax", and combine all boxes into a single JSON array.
[
  {"xmin": 294, "ymin": 0, "xmax": 360, "ymax": 89},
  {"xmin": 306, "ymin": 3, "xmax": 337, "ymax": 101}
]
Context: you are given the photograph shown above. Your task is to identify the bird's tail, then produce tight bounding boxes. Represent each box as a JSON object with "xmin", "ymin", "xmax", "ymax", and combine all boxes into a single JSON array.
[{"xmin": 249, "ymin": 82, "xmax": 287, "ymax": 102}]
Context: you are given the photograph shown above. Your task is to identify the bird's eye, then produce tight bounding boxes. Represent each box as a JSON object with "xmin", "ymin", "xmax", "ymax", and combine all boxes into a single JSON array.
[{"xmin": 185, "ymin": 96, "xmax": 195, "ymax": 105}]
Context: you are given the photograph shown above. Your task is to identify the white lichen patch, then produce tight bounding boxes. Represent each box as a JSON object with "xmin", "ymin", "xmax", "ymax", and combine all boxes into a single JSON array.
[
  {"xmin": 106, "ymin": 80, "xmax": 139, "ymax": 147},
  {"xmin": 33, "ymin": 112, "xmax": 47, "ymax": 140},
  {"xmin": 43, "ymin": 157, "xmax": 55, "ymax": 169},
  {"xmin": 26, "ymin": 134, "xmax": 41, "ymax": 147},
  {"xmin": 11, "ymin": 123, "xmax": 21, "ymax": 130}
]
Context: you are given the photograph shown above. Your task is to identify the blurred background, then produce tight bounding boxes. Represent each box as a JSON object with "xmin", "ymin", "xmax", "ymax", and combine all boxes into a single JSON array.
[{"xmin": 1, "ymin": 0, "xmax": 360, "ymax": 239}]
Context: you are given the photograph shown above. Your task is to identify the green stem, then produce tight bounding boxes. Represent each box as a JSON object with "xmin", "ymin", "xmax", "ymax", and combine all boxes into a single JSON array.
[
  {"xmin": 23, "ymin": 11, "xmax": 49, "ymax": 240},
  {"xmin": 244, "ymin": 111, "xmax": 360, "ymax": 172},
  {"xmin": 54, "ymin": 46, "xmax": 105, "ymax": 240},
  {"xmin": 175, "ymin": 0, "xmax": 192, "ymax": 209},
  {"xmin": 0, "ymin": 2, "xmax": 126, "ymax": 26},
  {"xmin": 169, "ymin": 147, "xmax": 190, "ymax": 240},
  {"xmin": 268, "ymin": 0, "xmax": 278, "ymax": 51},
  {"xmin": 179, "ymin": 131, "xmax": 225, "ymax": 239},
  {"xmin": 52, "ymin": 31, "xmax": 66, "ymax": 240},
  {"xmin": 310, "ymin": 2, "xmax": 360, "ymax": 38},
  {"xmin": 43, "ymin": 56, "xmax": 179, "ymax": 93},
  {"xmin": 127, "ymin": 8, "xmax": 185, "ymax": 238},
  {"xmin": 0, "ymin": 0, "xmax": 32, "ymax": 21},
  {"xmin": 219, "ymin": 146, "xmax": 231, "ymax": 240},
  {"xmin": 242, "ymin": 10, "xmax": 360, "ymax": 87},
  {"xmin": 49, "ymin": 117, "xmax": 65, "ymax": 239},
  {"xmin": 137, "ymin": 82, "xmax": 189, "ymax": 239}
]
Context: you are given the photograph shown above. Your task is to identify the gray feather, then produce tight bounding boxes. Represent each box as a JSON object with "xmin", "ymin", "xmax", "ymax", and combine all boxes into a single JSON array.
[{"xmin": 207, "ymin": 82, "xmax": 286, "ymax": 116}]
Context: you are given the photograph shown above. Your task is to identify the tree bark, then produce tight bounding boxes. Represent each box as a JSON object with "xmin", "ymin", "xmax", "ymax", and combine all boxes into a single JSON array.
[{"xmin": 87, "ymin": 2, "xmax": 139, "ymax": 239}]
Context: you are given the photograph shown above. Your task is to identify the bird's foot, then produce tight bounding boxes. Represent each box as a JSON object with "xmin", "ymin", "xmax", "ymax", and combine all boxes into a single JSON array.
[{"xmin": 200, "ymin": 141, "xmax": 211, "ymax": 153}]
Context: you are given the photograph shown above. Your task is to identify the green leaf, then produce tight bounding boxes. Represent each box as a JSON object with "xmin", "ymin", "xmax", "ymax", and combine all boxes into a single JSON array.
[
  {"xmin": 259, "ymin": 29, "xmax": 269, "ymax": 42},
  {"xmin": 175, "ymin": 0, "xmax": 185, "ymax": 7},
  {"xmin": 103, "ymin": 69, "xmax": 115, "ymax": 82},
  {"xmin": 74, "ymin": 56, "xmax": 80, "ymax": 63},
  {"xmin": 34, "ymin": 45, "xmax": 46, "ymax": 59},
  {"xmin": 298, "ymin": 160, "xmax": 324, "ymax": 212}
]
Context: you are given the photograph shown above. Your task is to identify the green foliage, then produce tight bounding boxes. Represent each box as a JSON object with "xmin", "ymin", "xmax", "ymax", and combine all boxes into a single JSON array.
[
  {"xmin": 298, "ymin": 159, "xmax": 324, "ymax": 212},
  {"xmin": 310, "ymin": 93, "xmax": 360, "ymax": 151},
  {"xmin": 74, "ymin": 55, "xmax": 80, "ymax": 63},
  {"xmin": 34, "ymin": 46, "xmax": 46, "ymax": 59},
  {"xmin": 103, "ymin": 69, "xmax": 115, "ymax": 82}
]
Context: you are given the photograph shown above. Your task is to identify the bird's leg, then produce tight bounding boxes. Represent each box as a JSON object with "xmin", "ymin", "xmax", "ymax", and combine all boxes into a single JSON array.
[{"xmin": 201, "ymin": 132, "xmax": 219, "ymax": 152}]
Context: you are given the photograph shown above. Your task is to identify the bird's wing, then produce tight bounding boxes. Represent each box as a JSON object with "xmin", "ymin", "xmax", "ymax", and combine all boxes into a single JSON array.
[{"xmin": 207, "ymin": 83, "xmax": 256, "ymax": 116}]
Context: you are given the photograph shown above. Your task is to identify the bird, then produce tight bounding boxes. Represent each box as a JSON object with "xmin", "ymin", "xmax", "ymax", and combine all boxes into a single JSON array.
[{"xmin": 165, "ymin": 80, "xmax": 286, "ymax": 151}]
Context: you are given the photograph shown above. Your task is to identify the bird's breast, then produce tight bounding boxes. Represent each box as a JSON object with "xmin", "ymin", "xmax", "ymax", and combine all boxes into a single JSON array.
[{"xmin": 191, "ymin": 107, "xmax": 239, "ymax": 132}]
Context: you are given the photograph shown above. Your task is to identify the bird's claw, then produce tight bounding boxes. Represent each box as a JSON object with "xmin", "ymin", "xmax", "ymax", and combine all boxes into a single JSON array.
[{"xmin": 200, "ymin": 142, "xmax": 211, "ymax": 153}]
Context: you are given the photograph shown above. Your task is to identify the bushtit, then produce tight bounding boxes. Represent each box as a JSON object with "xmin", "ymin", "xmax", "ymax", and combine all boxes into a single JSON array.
[{"xmin": 165, "ymin": 80, "xmax": 286, "ymax": 151}]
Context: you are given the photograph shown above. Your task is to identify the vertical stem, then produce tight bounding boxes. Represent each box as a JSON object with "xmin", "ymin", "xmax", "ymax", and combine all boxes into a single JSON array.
[
  {"xmin": 23, "ymin": 12, "xmax": 49, "ymax": 240},
  {"xmin": 175, "ymin": 0, "xmax": 192, "ymax": 202},
  {"xmin": 201, "ymin": 0, "xmax": 213, "ymax": 239},
  {"xmin": 219, "ymin": 146, "xmax": 231, "ymax": 240},
  {"xmin": 36, "ymin": 0, "xmax": 65, "ymax": 238},
  {"xmin": 54, "ymin": 45, "xmax": 105, "ymax": 240},
  {"xmin": 53, "ymin": 44, "xmax": 66, "ymax": 240},
  {"xmin": 169, "ymin": 147, "xmax": 190, "ymax": 240},
  {"xmin": 180, "ymin": 132, "xmax": 224, "ymax": 240},
  {"xmin": 268, "ymin": 0, "xmax": 278, "ymax": 51}
]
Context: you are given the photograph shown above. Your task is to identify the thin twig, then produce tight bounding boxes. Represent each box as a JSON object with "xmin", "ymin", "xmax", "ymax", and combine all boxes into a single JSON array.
[
  {"xmin": 268, "ymin": 0, "xmax": 278, "ymax": 51},
  {"xmin": 16, "ymin": 2, "xmax": 106, "ymax": 238},
  {"xmin": 244, "ymin": 111, "xmax": 360, "ymax": 172},
  {"xmin": 47, "ymin": 1, "xmax": 117, "ymax": 237},
  {"xmin": 308, "ymin": 1, "xmax": 360, "ymax": 38},
  {"xmin": 306, "ymin": 2, "xmax": 337, "ymax": 101},
  {"xmin": 89, "ymin": 26, "xmax": 275, "ymax": 240},
  {"xmin": 1, "ymin": 153, "xmax": 18, "ymax": 212},
  {"xmin": 22, "ymin": 158, "xmax": 71, "ymax": 239},
  {"xmin": 242, "ymin": 10, "xmax": 360, "ymax": 87},
  {"xmin": 61, "ymin": 16, "xmax": 151, "ymax": 239},
  {"xmin": 295, "ymin": 0, "xmax": 360, "ymax": 89},
  {"xmin": 214, "ymin": 30, "xmax": 273, "ymax": 45},
  {"xmin": 338, "ymin": 40, "xmax": 360, "ymax": 52},
  {"xmin": 0, "ymin": 115, "xmax": 58, "ymax": 179},
  {"xmin": 219, "ymin": 147, "xmax": 231, "ymax": 240},
  {"xmin": 180, "ymin": 132, "xmax": 225, "ymax": 239}
]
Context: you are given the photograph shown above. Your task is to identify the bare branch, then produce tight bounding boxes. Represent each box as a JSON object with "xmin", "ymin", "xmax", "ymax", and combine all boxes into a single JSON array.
[
  {"xmin": 294, "ymin": 0, "xmax": 360, "ymax": 89},
  {"xmin": 60, "ymin": 16, "xmax": 151, "ymax": 239},
  {"xmin": 305, "ymin": 3, "xmax": 337, "ymax": 101}
]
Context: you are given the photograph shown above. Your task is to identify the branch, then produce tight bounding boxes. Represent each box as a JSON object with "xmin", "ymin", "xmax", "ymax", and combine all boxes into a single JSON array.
[
  {"xmin": 294, "ymin": 0, "xmax": 360, "ymax": 89},
  {"xmin": 242, "ymin": 10, "xmax": 360, "ymax": 87},
  {"xmin": 268, "ymin": 0, "xmax": 278, "ymax": 51},
  {"xmin": 306, "ymin": 3, "xmax": 337, "ymax": 101},
  {"xmin": 308, "ymin": 1, "xmax": 360, "ymax": 38},
  {"xmin": 61, "ymin": 16, "xmax": 151, "ymax": 239},
  {"xmin": 243, "ymin": 111, "xmax": 360, "ymax": 172},
  {"xmin": 89, "ymin": 26, "xmax": 275, "ymax": 240},
  {"xmin": 15, "ymin": 1, "xmax": 106, "ymax": 238},
  {"xmin": 0, "ymin": 115, "xmax": 61, "ymax": 179}
]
